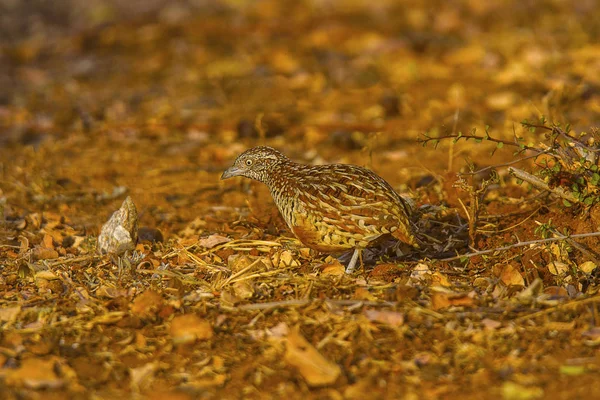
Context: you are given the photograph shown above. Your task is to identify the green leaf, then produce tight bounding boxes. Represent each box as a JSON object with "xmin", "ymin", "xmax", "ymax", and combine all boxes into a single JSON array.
[{"xmin": 563, "ymin": 199, "xmax": 572, "ymax": 207}]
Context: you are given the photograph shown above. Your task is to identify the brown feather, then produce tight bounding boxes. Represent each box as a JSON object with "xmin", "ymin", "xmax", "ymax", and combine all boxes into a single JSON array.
[{"xmin": 222, "ymin": 146, "xmax": 418, "ymax": 254}]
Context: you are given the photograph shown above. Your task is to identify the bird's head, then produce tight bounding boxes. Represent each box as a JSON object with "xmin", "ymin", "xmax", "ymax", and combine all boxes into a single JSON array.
[{"xmin": 221, "ymin": 146, "xmax": 289, "ymax": 183}]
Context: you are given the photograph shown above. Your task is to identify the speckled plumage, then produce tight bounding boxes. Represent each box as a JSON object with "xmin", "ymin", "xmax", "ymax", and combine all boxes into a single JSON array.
[{"xmin": 221, "ymin": 146, "xmax": 417, "ymax": 271}]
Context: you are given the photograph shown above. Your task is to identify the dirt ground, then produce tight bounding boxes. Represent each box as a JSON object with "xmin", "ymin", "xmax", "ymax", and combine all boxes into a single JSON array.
[{"xmin": 1, "ymin": 0, "xmax": 600, "ymax": 399}]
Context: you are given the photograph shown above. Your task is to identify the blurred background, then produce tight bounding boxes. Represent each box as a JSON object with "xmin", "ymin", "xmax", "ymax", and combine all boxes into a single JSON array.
[{"xmin": 1, "ymin": 0, "xmax": 599, "ymax": 233}]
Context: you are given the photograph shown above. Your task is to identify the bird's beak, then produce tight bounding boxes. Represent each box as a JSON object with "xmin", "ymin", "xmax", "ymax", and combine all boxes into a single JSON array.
[{"xmin": 221, "ymin": 166, "xmax": 242, "ymax": 180}]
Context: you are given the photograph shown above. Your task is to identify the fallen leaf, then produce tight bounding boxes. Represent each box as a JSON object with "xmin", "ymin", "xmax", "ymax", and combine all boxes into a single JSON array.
[
  {"xmin": 0, "ymin": 306, "xmax": 21, "ymax": 323},
  {"xmin": 197, "ymin": 234, "xmax": 230, "ymax": 249},
  {"xmin": 35, "ymin": 270, "xmax": 58, "ymax": 280},
  {"xmin": 409, "ymin": 263, "xmax": 431, "ymax": 284},
  {"xmin": 481, "ymin": 318, "xmax": 502, "ymax": 330},
  {"xmin": 268, "ymin": 322, "xmax": 289, "ymax": 338},
  {"xmin": 96, "ymin": 284, "xmax": 128, "ymax": 298},
  {"xmin": 543, "ymin": 286, "xmax": 569, "ymax": 297},
  {"xmin": 284, "ymin": 328, "xmax": 341, "ymax": 387},
  {"xmin": 220, "ymin": 289, "xmax": 242, "ymax": 307},
  {"xmin": 131, "ymin": 290, "xmax": 164, "ymax": 318},
  {"xmin": 578, "ymin": 261, "xmax": 597, "ymax": 274},
  {"xmin": 5, "ymin": 357, "xmax": 65, "ymax": 389},
  {"xmin": 272, "ymin": 250, "xmax": 300, "ymax": 268},
  {"xmin": 320, "ymin": 259, "xmax": 345, "ymax": 276},
  {"xmin": 364, "ymin": 309, "xmax": 404, "ymax": 327},
  {"xmin": 232, "ymin": 280, "xmax": 254, "ymax": 300},
  {"xmin": 431, "ymin": 271, "xmax": 452, "ymax": 287},
  {"xmin": 548, "ymin": 261, "xmax": 569, "ymax": 275},
  {"xmin": 32, "ymin": 247, "xmax": 59, "ymax": 260},
  {"xmin": 431, "ymin": 288, "xmax": 475, "ymax": 310},
  {"xmin": 170, "ymin": 314, "xmax": 214, "ymax": 344},
  {"xmin": 85, "ymin": 311, "xmax": 126, "ymax": 329},
  {"xmin": 41, "ymin": 234, "xmax": 54, "ymax": 249},
  {"xmin": 500, "ymin": 264, "xmax": 525, "ymax": 287},
  {"xmin": 130, "ymin": 362, "xmax": 159, "ymax": 392},
  {"xmin": 353, "ymin": 287, "xmax": 376, "ymax": 301}
]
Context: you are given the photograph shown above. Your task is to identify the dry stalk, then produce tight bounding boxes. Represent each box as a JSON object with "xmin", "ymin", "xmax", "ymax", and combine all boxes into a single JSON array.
[
  {"xmin": 508, "ymin": 167, "xmax": 578, "ymax": 204},
  {"xmin": 441, "ymin": 231, "xmax": 600, "ymax": 262},
  {"xmin": 454, "ymin": 171, "xmax": 498, "ymax": 248}
]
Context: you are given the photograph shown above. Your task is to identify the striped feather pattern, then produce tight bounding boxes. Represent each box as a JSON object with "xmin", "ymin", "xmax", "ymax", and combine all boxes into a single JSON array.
[{"xmin": 222, "ymin": 146, "xmax": 417, "ymax": 253}]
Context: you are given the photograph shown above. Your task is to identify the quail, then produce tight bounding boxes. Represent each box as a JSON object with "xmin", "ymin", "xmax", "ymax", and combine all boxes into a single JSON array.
[{"xmin": 221, "ymin": 146, "xmax": 417, "ymax": 272}]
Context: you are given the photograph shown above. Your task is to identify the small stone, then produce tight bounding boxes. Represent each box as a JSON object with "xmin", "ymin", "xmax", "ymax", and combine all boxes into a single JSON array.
[{"xmin": 97, "ymin": 196, "xmax": 138, "ymax": 255}]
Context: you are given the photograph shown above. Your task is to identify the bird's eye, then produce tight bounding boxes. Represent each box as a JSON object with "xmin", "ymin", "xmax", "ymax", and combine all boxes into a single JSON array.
[{"xmin": 245, "ymin": 159, "xmax": 253, "ymax": 166}]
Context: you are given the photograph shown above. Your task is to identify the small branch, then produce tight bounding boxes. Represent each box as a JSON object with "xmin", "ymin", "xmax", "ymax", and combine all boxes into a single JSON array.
[
  {"xmin": 419, "ymin": 133, "xmax": 542, "ymax": 153},
  {"xmin": 439, "ymin": 231, "xmax": 600, "ymax": 262},
  {"xmin": 459, "ymin": 151, "xmax": 550, "ymax": 176},
  {"xmin": 508, "ymin": 167, "xmax": 579, "ymax": 204}
]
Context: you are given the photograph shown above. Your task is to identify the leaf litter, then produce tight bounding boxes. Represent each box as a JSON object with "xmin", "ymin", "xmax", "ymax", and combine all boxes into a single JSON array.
[{"xmin": 1, "ymin": 0, "xmax": 600, "ymax": 399}]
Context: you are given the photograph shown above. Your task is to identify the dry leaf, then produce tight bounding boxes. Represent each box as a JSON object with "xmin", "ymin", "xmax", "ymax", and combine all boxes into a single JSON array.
[
  {"xmin": 431, "ymin": 271, "xmax": 452, "ymax": 287},
  {"xmin": 85, "ymin": 311, "xmax": 126, "ymax": 329},
  {"xmin": 35, "ymin": 270, "xmax": 58, "ymax": 280},
  {"xmin": 131, "ymin": 290, "xmax": 164, "ymax": 318},
  {"xmin": 431, "ymin": 288, "xmax": 475, "ymax": 310},
  {"xmin": 232, "ymin": 280, "xmax": 255, "ymax": 300},
  {"xmin": 170, "ymin": 314, "xmax": 214, "ymax": 344},
  {"xmin": 353, "ymin": 287, "xmax": 376, "ymax": 301},
  {"xmin": 272, "ymin": 250, "xmax": 300, "ymax": 268},
  {"xmin": 481, "ymin": 318, "xmax": 502, "ymax": 330},
  {"xmin": 321, "ymin": 259, "xmax": 345, "ymax": 276},
  {"xmin": 96, "ymin": 284, "xmax": 128, "ymax": 298},
  {"xmin": 197, "ymin": 234, "xmax": 230, "ymax": 249},
  {"xmin": 5, "ymin": 357, "xmax": 65, "ymax": 389},
  {"xmin": 228, "ymin": 255, "xmax": 265, "ymax": 273},
  {"xmin": 500, "ymin": 264, "xmax": 525, "ymax": 287},
  {"xmin": 409, "ymin": 263, "xmax": 431, "ymax": 284},
  {"xmin": 0, "ymin": 306, "xmax": 21, "ymax": 323},
  {"xmin": 284, "ymin": 329, "xmax": 341, "ymax": 387},
  {"xmin": 130, "ymin": 362, "xmax": 159, "ymax": 392},
  {"xmin": 364, "ymin": 309, "xmax": 404, "ymax": 327},
  {"xmin": 220, "ymin": 289, "xmax": 242, "ymax": 307},
  {"xmin": 578, "ymin": 261, "xmax": 597, "ymax": 274},
  {"xmin": 548, "ymin": 261, "xmax": 569, "ymax": 275},
  {"xmin": 268, "ymin": 322, "xmax": 290, "ymax": 338},
  {"xmin": 32, "ymin": 247, "xmax": 59, "ymax": 260}
]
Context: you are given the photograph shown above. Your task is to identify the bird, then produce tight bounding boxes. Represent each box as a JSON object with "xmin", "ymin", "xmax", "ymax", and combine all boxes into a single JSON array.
[{"xmin": 221, "ymin": 146, "xmax": 418, "ymax": 273}]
